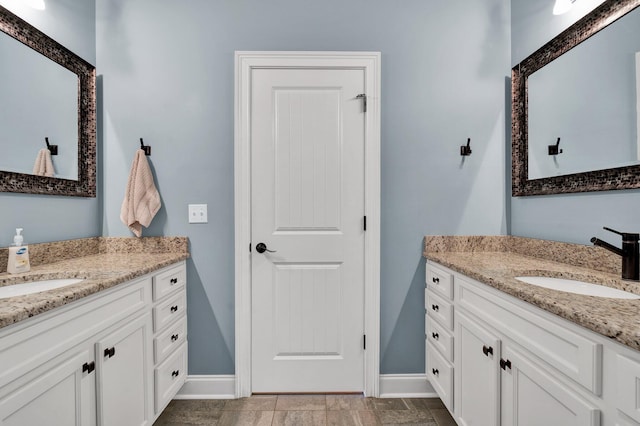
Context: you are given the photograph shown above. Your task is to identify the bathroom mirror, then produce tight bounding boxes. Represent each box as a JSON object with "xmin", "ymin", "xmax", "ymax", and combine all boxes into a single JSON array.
[
  {"xmin": 512, "ymin": 0, "xmax": 640, "ymax": 196},
  {"xmin": 0, "ymin": 5, "xmax": 96, "ymax": 197}
]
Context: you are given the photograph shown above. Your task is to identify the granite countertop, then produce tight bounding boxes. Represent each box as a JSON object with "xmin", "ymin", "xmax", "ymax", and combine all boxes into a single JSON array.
[
  {"xmin": 424, "ymin": 236, "xmax": 640, "ymax": 351},
  {"xmin": 0, "ymin": 237, "xmax": 189, "ymax": 329}
]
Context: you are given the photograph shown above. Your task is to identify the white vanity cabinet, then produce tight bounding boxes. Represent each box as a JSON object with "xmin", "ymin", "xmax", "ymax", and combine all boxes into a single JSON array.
[
  {"xmin": 97, "ymin": 313, "xmax": 153, "ymax": 426},
  {"xmin": 455, "ymin": 310, "xmax": 500, "ymax": 426},
  {"xmin": 425, "ymin": 263, "xmax": 455, "ymax": 412},
  {"xmin": 0, "ymin": 260, "xmax": 187, "ymax": 426},
  {"xmin": 427, "ymin": 259, "xmax": 640, "ymax": 426},
  {"xmin": 151, "ymin": 263, "xmax": 187, "ymax": 416}
]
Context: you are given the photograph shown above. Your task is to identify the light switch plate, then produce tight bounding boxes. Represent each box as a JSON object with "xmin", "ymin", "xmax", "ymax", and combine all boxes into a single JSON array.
[{"xmin": 188, "ymin": 204, "xmax": 208, "ymax": 223}]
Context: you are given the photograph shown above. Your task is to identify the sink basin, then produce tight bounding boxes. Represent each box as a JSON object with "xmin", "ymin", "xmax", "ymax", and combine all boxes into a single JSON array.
[
  {"xmin": 0, "ymin": 278, "xmax": 84, "ymax": 299},
  {"xmin": 515, "ymin": 276, "xmax": 640, "ymax": 299}
]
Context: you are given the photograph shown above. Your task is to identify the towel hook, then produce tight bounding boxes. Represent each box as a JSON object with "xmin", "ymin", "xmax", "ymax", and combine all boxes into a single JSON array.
[
  {"xmin": 45, "ymin": 137, "xmax": 58, "ymax": 156},
  {"xmin": 140, "ymin": 138, "xmax": 151, "ymax": 156},
  {"xmin": 460, "ymin": 138, "xmax": 472, "ymax": 156},
  {"xmin": 548, "ymin": 137, "xmax": 563, "ymax": 155}
]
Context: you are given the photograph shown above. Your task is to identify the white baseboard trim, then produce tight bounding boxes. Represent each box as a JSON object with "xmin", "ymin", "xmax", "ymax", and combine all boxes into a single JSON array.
[
  {"xmin": 378, "ymin": 374, "xmax": 438, "ymax": 398},
  {"xmin": 174, "ymin": 375, "xmax": 236, "ymax": 399},
  {"xmin": 174, "ymin": 374, "xmax": 437, "ymax": 399}
]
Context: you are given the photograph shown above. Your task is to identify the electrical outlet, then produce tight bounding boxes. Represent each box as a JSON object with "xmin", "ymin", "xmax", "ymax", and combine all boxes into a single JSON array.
[{"xmin": 188, "ymin": 204, "xmax": 208, "ymax": 223}]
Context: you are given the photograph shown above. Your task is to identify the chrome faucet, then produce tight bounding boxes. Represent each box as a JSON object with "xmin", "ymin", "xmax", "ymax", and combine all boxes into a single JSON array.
[{"xmin": 590, "ymin": 227, "xmax": 639, "ymax": 281}]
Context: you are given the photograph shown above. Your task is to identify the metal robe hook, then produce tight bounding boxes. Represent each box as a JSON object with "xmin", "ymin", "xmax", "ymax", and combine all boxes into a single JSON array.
[
  {"xmin": 140, "ymin": 138, "xmax": 151, "ymax": 155},
  {"xmin": 45, "ymin": 137, "xmax": 58, "ymax": 155},
  {"xmin": 548, "ymin": 137, "xmax": 563, "ymax": 155},
  {"xmin": 460, "ymin": 138, "xmax": 472, "ymax": 156}
]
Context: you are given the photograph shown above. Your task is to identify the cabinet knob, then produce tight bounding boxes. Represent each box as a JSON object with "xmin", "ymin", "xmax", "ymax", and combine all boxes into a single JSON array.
[
  {"xmin": 500, "ymin": 359, "xmax": 512, "ymax": 370},
  {"xmin": 482, "ymin": 345, "xmax": 493, "ymax": 357},
  {"xmin": 82, "ymin": 361, "xmax": 95, "ymax": 374},
  {"xmin": 432, "ymin": 277, "xmax": 440, "ymax": 284},
  {"xmin": 432, "ymin": 332, "xmax": 439, "ymax": 340},
  {"xmin": 432, "ymin": 368, "xmax": 439, "ymax": 376},
  {"xmin": 431, "ymin": 304, "xmax": 439, "ymax": 312},
  {"xmin": 170, "ymin": 278, "xmax": 178, "ymax": 284},
  {"xmin": 172, "ymin": 370, "xmax": 180, "ymax": 378},
  {"xmin": 104, "ymin": 347, "xmax": 116, "ymax": 358},
  {"xmin": 171, "ymin": 305, "xmax": 179, "ymax": 313},
  {"xmin": 171, "ymin": 334, "xmax": 179, "ymax": 342}
]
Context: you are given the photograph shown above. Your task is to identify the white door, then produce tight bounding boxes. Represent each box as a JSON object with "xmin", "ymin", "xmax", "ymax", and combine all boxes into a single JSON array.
[
  {"xmin": 501, "ymin": 345, "xmax": 600, "ymax": 426},
  {"xmin": 251, "ymin": 67, "xmax": 366, "ymax": 393},
  {"xmin": 97, "ymin": 314, "xmax": 151, "ymax": 426},
  {"xmin": 455, "ymin": 311, "xmax": 501, "ymax": 426},
  {"xmin": 0, "ymin": 348, "xmax": 95, "ymax": 426}
]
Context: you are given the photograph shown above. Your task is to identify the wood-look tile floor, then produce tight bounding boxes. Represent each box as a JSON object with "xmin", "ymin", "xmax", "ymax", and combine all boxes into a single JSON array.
[{"xmin": 154, "ymin": 395, "xmax": 457, "ymax": 426}]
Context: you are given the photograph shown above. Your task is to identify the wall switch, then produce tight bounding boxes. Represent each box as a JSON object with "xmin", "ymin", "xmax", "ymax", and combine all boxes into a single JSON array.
[{"xmin": 188, "ymin": 204, "xmax": 208, "ymax": 223}]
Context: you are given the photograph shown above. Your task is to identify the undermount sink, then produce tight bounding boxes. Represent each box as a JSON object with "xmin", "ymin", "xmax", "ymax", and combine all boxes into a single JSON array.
[
  {"xmin": 515, "ymin": 276, "xmax": 640, "ymax": 299},
  {"xmin": 0, "ymin": 278, "xmax": 84, "ymax": 299}
]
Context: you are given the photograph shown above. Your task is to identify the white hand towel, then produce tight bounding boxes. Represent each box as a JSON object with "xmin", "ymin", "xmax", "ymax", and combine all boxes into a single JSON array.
[
  {"xmin": 32, "ymin": 148, "xmax": 55, "ymax": 177},
  {"xmin": 120, "ymin": 150, "xmax": 161, "ymax": 237}
]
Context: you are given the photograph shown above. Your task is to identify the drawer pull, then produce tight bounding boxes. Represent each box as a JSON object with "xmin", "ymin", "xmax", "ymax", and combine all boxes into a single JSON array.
[
  {"xmin": 432, "ymin": 277, "xmax": 440, "ymax": 284},
  {"xmin": 104, "ymin": 347, "xmax": 116, "ymax": 358},
  {"xmin": 432, "ymin": 332, "xmax": 439, "ymax": 340},
  {"xmin": 431, "ymin": 304, "xmax": 439, "ymax": 312},
  {"xmin": 170, "ymin": 278, "xmax": 178, "ymax": 284},
  {"xmin": 432, "ymin": 368, "xmax": 439, "ymax": 376},
  {"xmin": 82, "ymin": 361, "xmax": 95, "ymax": 374},
  {"xmin": 482, "ymin": 345, "xmax": 493, "ymax": 357},
  {"xmin": 500, "ymin": 359, "xmax": 512, "ymax": 370},
  {"xmin": 170, "ymin": 305, "xmax": 179, "ymax": 313},
  {"xmin": 172, "ymin": 370, "xmax": 180, "ymax": 378},
  {"xmin": 171, "ymin": 334, "xmax": 179, "ymax": 342}
]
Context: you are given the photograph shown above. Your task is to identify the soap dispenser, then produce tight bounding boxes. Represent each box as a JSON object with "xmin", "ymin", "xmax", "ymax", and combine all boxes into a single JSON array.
[{"xmin": 7, "ymin": 228, "xmax": 30, "ymax": 274}]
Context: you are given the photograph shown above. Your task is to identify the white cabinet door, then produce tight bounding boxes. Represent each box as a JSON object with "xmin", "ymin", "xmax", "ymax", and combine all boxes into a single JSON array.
[
  {"xmin": 455, "ymin": 311, "xmax": 501, "ymax": 426},
  {"xmin": 501, "ymin": 345, "xmax": 600, "ymax": 426},
  {"xmin": 0, "ymin": 348, "xmax": 95, "ymax": 426},
  {"xmin": 97, "ymin": 314, "xmax": 152, "ymax": 426}
]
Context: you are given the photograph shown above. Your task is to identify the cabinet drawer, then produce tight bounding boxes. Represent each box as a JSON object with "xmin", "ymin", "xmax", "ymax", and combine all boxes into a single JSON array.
[
  {"xmin": 427, "ymin": 343, "xmax": 453, "ymax": 413},
  {"xmin": 155, "ymin": 342, "xmax": 187, "ymax": 415},
  {"xmin": 426, "ymin": 289, "xmax": 453, "ymax": 330},
  {"xmin": 457, "ymin": 276, "xmax": 602, "ymax": 395},
  {"xmin": 617, "ymin": 355, "xmax": 640, "ymax": 423},
  {"xmin": 426, "ymin": 263, "xmax": 453, "ymax": 300},
  {"xmin": 153, "ymin": 263, "xmax": 186, "ymax": 302},
  {"xmin": 154, "ymin": 316, "xmax": 187, "ymax": 364},
  {"xmin": 153, "ymin": 291, "xmax": 186, "ymax": 333},
  {"xmin": 427, "ymin": 316, "xmax": 453, "ymax": 362}
]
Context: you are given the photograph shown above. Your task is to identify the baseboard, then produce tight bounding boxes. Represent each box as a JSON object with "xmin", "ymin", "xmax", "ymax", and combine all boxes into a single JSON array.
[
  {"xmin": 378, "ymin": 374, "xmax": 437, "ymax": 398},
  {"xmin": 174, "ymin": 374, "xmax": 437, "ymax": 399},
  {"xmin": 174, "ymin": 375, "xmax": 236, "ymax": 399}
]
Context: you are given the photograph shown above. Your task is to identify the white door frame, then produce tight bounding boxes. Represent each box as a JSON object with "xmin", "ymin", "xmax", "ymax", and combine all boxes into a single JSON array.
[{"xmin": 234, "ymin": 51, "xmax": 381, "ymax": 398}]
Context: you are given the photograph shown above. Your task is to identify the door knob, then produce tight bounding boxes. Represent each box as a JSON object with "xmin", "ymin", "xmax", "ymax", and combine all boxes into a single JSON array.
[{"xmin": 255, "ymin": 243, "xmax": 276, "ymax": 254}]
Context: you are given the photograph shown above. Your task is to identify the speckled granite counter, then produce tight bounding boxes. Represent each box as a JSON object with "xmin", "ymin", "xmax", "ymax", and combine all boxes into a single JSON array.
[
  {"xmin": 0, "ymin": 237, "xmax": 189, "ymax": 329},
  {"xmin": 424, "ymin": 236, "xmax": 640, "ymax": 351}
]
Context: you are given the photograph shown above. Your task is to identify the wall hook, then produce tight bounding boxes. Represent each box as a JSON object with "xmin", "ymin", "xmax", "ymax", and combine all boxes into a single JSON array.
[
  {"xmin": 548, "ymin": 137, "xmax": 563, "ymax": 155},
  {"xmin": 45, "ymin": 137, "xmax": 58, "ymax": 155},
  {"xmin": 140, "ymin": 138, "xmax": 151, "ymax": 156},
  {"xmin": 460, "ymin": 138, "xmax": 472, "ymax": 156}
]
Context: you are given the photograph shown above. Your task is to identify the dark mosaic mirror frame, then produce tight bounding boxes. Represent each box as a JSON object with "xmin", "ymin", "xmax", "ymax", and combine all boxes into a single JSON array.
[
  {"xmin": 0, "ymin": 6, "xmax": 96, "ymax": 197},
  {"xmin": 512, "ymin": 0, "xmax": 640, "ymax": 196}
]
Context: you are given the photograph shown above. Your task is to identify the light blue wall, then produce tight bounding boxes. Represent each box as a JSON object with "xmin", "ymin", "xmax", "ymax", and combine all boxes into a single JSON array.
[
  {"xmin": 97, "ymin": 0, "xmax": 510, "ymax": 374},
  {"xmin": 511, "ymin": 0, "xmax": 640, "ymax": 245},
  {"xmin": 0, "ymin": 0, "xmax": 98, "ymax": 246}
]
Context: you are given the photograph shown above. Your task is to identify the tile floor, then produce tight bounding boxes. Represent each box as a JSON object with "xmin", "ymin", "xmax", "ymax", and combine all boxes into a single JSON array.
[{"xmin": 154, "ymin": 395, "xmax": 457, "ymax": 425}]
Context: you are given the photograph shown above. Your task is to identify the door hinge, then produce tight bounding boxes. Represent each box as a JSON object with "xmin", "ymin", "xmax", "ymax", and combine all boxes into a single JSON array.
[
  {"xmin": 356, "ymin": 94, "xmax": 367, "ymax": 113},
  {"xmin": 363, "ymin": 216, "xmax": 367, "ymax": 231},
  {"xmin": 363, "ymin": 334, "xmax": 366, "ymax": 350}
]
